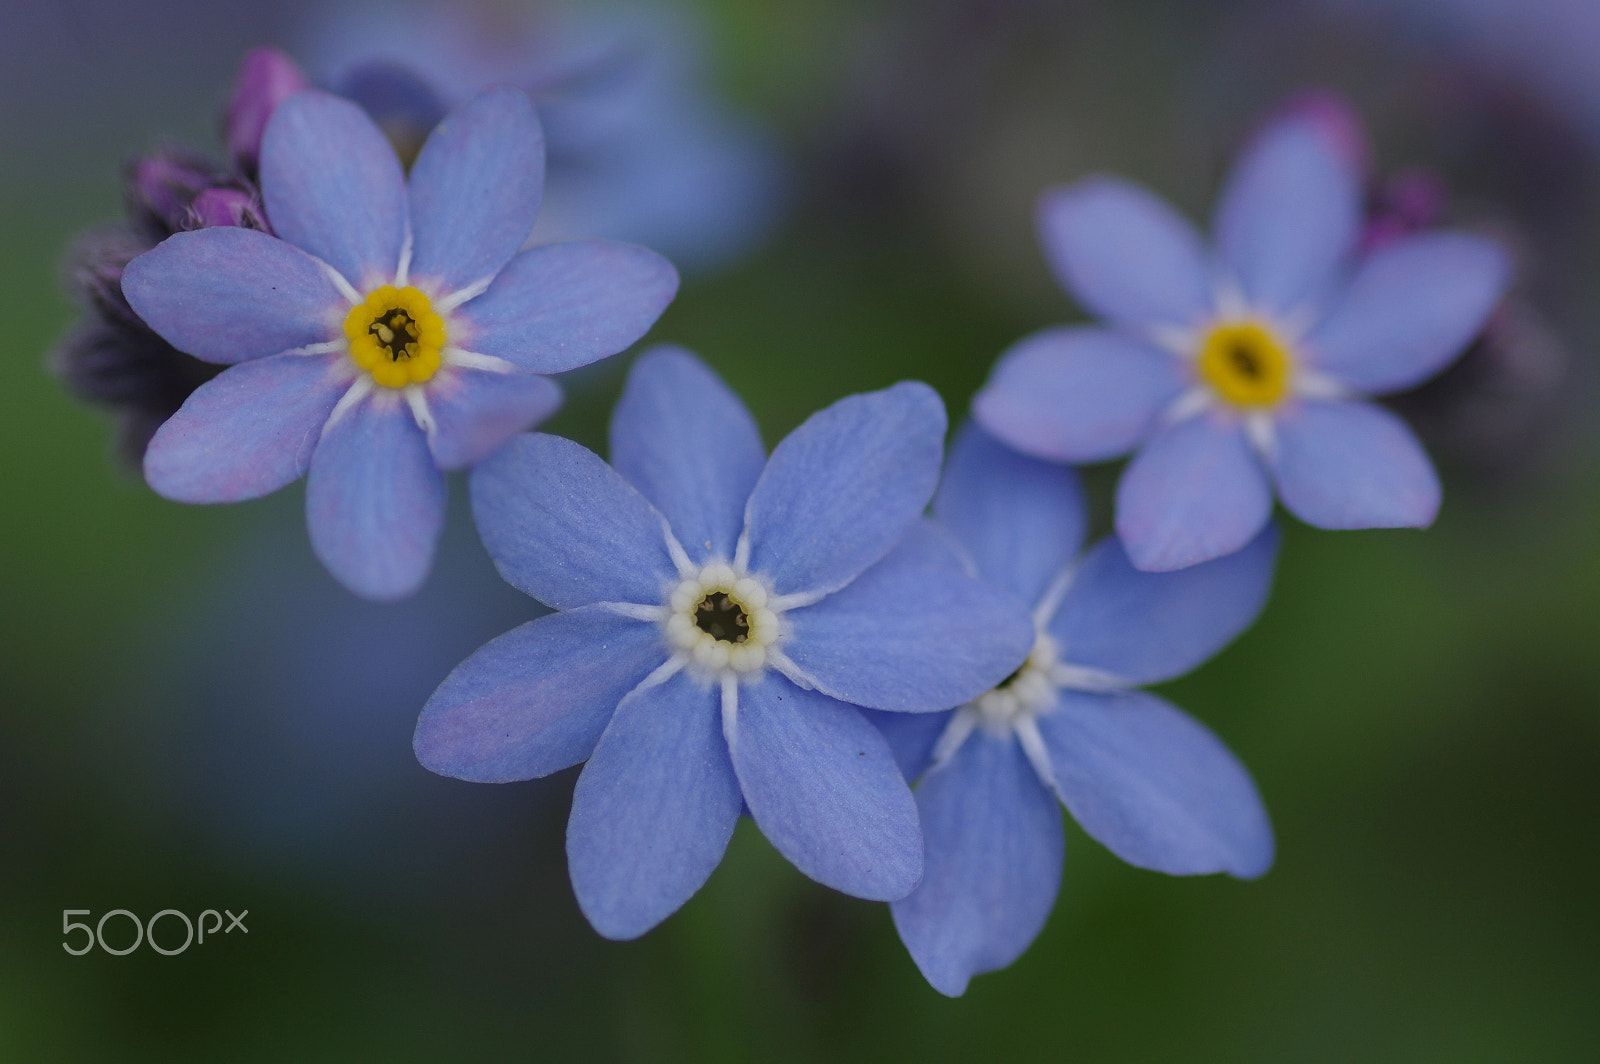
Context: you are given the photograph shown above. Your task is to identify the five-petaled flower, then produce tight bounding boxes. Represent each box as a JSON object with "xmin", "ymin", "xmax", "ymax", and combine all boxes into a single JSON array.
[
  {"xmin": 974, "ymin": 107, "xmax": 1511, "ymax": 571},
  {"xmin": 413, "ymin": 348, "xmax": 1036, "ymax": 939},
  {"xmin": 123, "ymin": 86, "xmax": 678, "ymax": 600},
  {"xmin": 868, "ymin": 425, "xmax": 1277, "ymax": 996}
]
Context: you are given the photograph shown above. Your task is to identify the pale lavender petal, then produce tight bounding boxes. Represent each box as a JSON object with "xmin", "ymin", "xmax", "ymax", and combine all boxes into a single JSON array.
[
  {"xmin": 469, "ymin": 433, "xmax": 679, "ymax": 609},
  {"xmin": 407, "ymin": 87, "xmax": 544, "ymax": 295},
  {"xmin": 730, "ymin": 674, "xmax": 922, "ymax": 900},
  {"xmin": 144, "ymin": 352, "xmax": 345, "ymax": 503},
  {"xmin": 424, "ymin": 369, "xmax": 562, "ymax": 471},
  {"xmin": 783, "ymin": 521, "xmax": 1035, "ymax": 713},
  {"xmin": 744, "ymin": 382, "xmax": 946, "ymax": 597},
  {"xmin": 306, "ymin": 393, "xmax": 445, "ymax": 601},
  {"xmin": 861, "ymin": 708, "xmax": 950, "ymax": 784},
  {"xmin": 1305, "ymin": 232, "xmax": 1511, "ymax": 395},
  {"xmin": 260, "ymin": 90, "xmax": 407, "ymax": 290},
  {"xmin": 609, "ymin": 347, "xmax": 765, "ymax": 564},
  {"xmin": 1037, "ymin": 177, "xmax": 1214, "ymax": 329},
  {"xmin": 973, "ymin": 327, "xmax": 1187, "ymax": 465},
  {"xmin": 1048, "ymin": 526, "xmax": 1278, "ymax": 686},
  {"xmin": 452, "ymin": 241, "xmax": 678, "ymax": 374},
  {"xmin": 1272, "ymin": 399, "xmax": 1440, "ymax": 529},
  {"xmin": 1039, "ymin": 689, "xmax": 1274, "ymax": 878},
  {"xmin": 935, "ymin": 422, "xmax": 1087, "ymax": 606},
  {"xmin": 414, "ymin": 607, "xmax": 665, "ymax": 782},
  {"xmin": 122, "ymin": 228, "xmax": 345, "ymax": 365},
  {"xmin": 568, "ymin": 670, "xmax": 742, "ymax": 940},
  {"xmin": 1213, "ymin": 115, "xmax": 1361, "ymax": 315},
  {"xmin": 891, "ymin": 731, "xmax": 1063, "ymax": 997},
  {"xmin": 1115, "ymin": 414, "xmax": 1274, "ymax": 572}
]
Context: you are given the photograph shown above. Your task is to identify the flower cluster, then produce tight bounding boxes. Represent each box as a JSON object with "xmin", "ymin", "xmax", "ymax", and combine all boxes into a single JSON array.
[{"xmin": 55, "ymin": 42, "xmax": 1510, "ymax": 1001}]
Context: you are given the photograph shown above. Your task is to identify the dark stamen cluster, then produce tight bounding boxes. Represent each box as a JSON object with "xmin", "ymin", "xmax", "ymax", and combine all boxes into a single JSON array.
[
  {"xmin": 370, "ymin": 309, "xmax": 421, "ymax": 361},
  {"xmin": 1228, "ymin": 341, "xmax": 1264, "ymax": 380},
  {"xmin": 694, "ymin": 591, "xmax": 750, "ymax": 644}
]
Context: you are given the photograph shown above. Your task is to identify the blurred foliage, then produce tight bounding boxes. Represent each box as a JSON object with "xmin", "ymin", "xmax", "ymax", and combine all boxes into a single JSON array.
[{"xmin": 3, "ymin": 0, "xmax": 1600, "ymax": 1059}]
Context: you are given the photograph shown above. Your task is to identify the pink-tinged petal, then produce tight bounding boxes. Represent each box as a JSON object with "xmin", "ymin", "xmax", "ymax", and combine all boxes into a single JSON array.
[
  {"xmin": 1037, "ymin": 177, "xmax": 1215, "ymax": 329},
  {"xmin": 260, "ymin": 91, "xmax": 407, "ymax": 291},
  {"xmin": 415, "ymin": 607, "xmax": 667, "ymax": 783},
  {"xmin": 973, "ymin": 326, "xmax": 1187, "ymax": 464},
  {"xmin": 407, "ymin": 87, "xmax": 545, "ymax": 296},
  {"xmin": 1272, "ymin": 399, "xmax": 1440, "ymax": 530},
  {"xmin": 144, "ymin": 352, "xmax": 346, "ymax": 503},
  {"xmin": 307, "ymin": 393, "xmax": 445, "ymax": 601},
  {"xmin": 122, "ymin": 228, "xmax": 346, "ymax": 365},
  {"xmin": 1213, "ymin": 114, "xmax": 1362, "ymax": 315},
  {"xmin": 452, "ymin": 241, "xmax": 678, "ymax": 374},
  {"xmin": 1115, "ymin": 414, "xmax": 1274, "ymax": 572},
  {"xmin": 1304, "ymin": 233, "xmax": 1511, "ymax": 395},
  {"xmin": 425, "ymin": 369, "xmax": 562, "ymax": 471}
]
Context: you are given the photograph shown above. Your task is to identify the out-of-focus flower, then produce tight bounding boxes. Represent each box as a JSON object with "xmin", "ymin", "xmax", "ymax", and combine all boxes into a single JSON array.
[
  {"xmin": 415, "ymin": 349, "xmax": 1034, "ymax": 940},
  {"xmin": 300, "ymin": 0, "xmax": 787, "ymax": 272},
  {"xmin": 871, "ymin": 425, "xmax": 1276, "ymax": 997},
  {"xmin": 123, "ymin": 88, "xmax": 677, "ymax": 601},
  {"xmin": 975, "ymin": 105, "xmax": 1511, "ymax": 572}
]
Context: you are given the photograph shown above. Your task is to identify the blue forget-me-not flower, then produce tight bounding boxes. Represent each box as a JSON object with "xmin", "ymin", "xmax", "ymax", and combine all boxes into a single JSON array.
[
  {"xmin": 871, "ymin": 425, "xmax": 1277, "ymax": 996},
  {"xmin": 414, "ymin": 348, "xmax": 1035, "ymax": 939},
  {"xmin": 974, "ymin": 107, "xmax": 1511, "ymax": 571},
  {"xmin": 122, "ymin": 86, "xmax": 678, "ymax": 600}
]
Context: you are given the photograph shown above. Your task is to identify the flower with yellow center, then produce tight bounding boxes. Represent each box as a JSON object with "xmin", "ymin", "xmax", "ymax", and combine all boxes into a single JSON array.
[
  {"xmin": 343, "ymin": 285, "xmax": 448, "ymax": 389},
  {"xmin": 1195, "ymin": 319, "xmax": 1293, "ymax": 409}
]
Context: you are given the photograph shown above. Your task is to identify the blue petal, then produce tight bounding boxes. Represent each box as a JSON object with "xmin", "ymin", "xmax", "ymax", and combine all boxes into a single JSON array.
[
  {"xmin": 973, "ymin": 327, "xmax": 1187, "ymax": 464},
  {"xmin": 890, "ymin": 731, "xmax": 1063, "ymax": 997},
  {"xmin": 260, "ymin": 91, "xmax": 407, "ymax": 291},
  {"xmin": 453, "ymin": 241, "xmax": 679, "ymax": 374},
  {"xmin": 407, "ymin": 87, "xmax": 545, "ymax": 296},
  {"xmin": 469, "ymin": 433, "xmax": 679, "ymax": 609},
  {"xmin": 1115, "ymin": 414, "xmax": 1273, "ymax": 572},
  {"xmin": 567, "ymin": 670, "xmax": 743, "ymax": 940},
  {"xmin": 1213, "ymin": 114, "xmax": 1361, "ymax": 315},
  {"xmin": 609, "ymin": 347, "xmax": 765, "ymax": 564},
  {"xmin": 729, "ymin": 673, "xmax": 922, "ymax": 899},
  {"xmin": 1047, "ymin": 526, "xmax": 1279, "ymax": 686},
  {"xmin": 306, "ymin": 394, "xmax": 445, "ymax": 601},
  {"xmin": 144, "ymin": 352, "xmax": 345, "ymax": 503},
  {"xmin": 1305, "ymin": 232, "xmax": 1511, "ymax": 395},
  {"xmin": 860, "ymin": 708, "xmax": 951, "ymax": 783},
  {"xmin": 1272, "ymin": 399, "xmax": 1440, "ymax": 530},
  {"xmin": 1038, "ymin": 689, "xmax": 1274, "ymax": 878},
  {"xmin": 1037, "ymin": 176, "xmax": 1215, "ymax": 329},
  {"xmin": 744, "ymin": 382, "xmax": 946, "ymax": 597},
  {"xmin": 122, "ymin": 228, "xmax": 346, "ymax": 365},
  {"xmin": 424, "ymin": 368, "xmax": 562, "ymax": 471},
  {"xmin": 936, "ymin": 422, "xmax": 1087, "ymax": 606},
  {"xmin": 414, "ymin": 607, "xmax": 665, "ymax": 782},
  {"xmin": 783, "ymin": 521, "xmax": 1035, "ymax": 712}
]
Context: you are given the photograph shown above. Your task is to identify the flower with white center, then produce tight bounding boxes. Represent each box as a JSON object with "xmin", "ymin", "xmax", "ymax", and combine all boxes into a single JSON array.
[
  {"xmin": 973, "ymin": 100, "xmax": 1511, "ymax": 572},
  {"xmin": 413, "ymin": 348, "xmax": 1036, "ymax": 940},
  {"xmin": 868, "ymin": 425, "xmax": 1278, "ymax": 997},
  {"xmin": 122, "ymin": 86, "xmax": 678, "ymax": 600}
]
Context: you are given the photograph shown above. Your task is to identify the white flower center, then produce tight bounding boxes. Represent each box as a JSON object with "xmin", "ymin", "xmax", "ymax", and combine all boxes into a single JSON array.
[
  {"xmin": 971, "ymin": 632, "xmax": 1059, "ymax": 733},
  {"xmin": 663, "ymin": 561, "xmax": 781, "ymax": 675}
]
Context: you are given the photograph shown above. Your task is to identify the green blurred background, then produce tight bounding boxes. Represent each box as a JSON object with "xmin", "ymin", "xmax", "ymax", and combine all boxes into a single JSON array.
[{"xmin": 3, "ymin": 0, "xmax": 1599, "ymax": 1059}]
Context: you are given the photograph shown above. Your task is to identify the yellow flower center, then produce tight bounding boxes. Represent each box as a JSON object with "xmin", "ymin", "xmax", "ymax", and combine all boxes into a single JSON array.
[
  {"xmin": 343, "ymin": 285, "xmax": 446, "ymax": 389},
  {"xmin": 1196, "ymin": 320, "xmax": 1293, "ymax": 408},
  {"xmin": 665, "ymin": 562, "xmax": 780, "ymax": 675}
]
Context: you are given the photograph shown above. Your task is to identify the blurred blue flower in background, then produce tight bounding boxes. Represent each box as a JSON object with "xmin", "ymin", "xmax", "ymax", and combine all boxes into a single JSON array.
[
  {"xmin": 873, "ymin": 425, "xmax": 1278, "ymax": 997},
  {"xmin": 974, "ymin": 103, "xmax": 1511, "ymax": 572},
  {"xmin": 299, "ymin": 0, "xmax": 789, "ymax": 274},
  {"xmin": 124, "ymin": 87, "xmax": 677, "ymax": 600},
  {"xmin": 415, "ymin": 348, "xmax": 1035, "ymax": 940}
]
